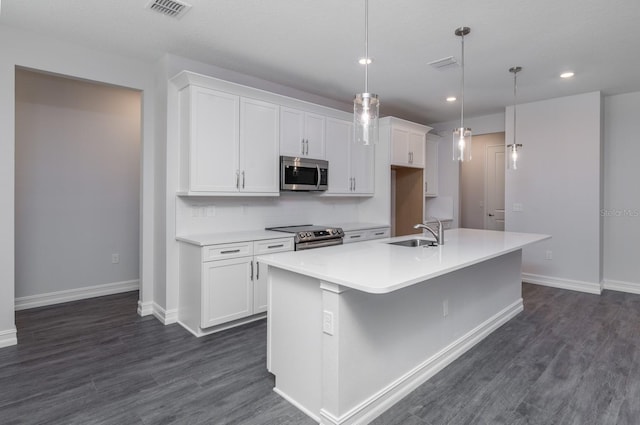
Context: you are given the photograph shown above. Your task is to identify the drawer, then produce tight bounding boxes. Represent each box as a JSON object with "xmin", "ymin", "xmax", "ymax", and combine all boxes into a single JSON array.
[
  {"xmin": 254, "ymin": 237, "xmax": 294, "ymax": 255},
  {"xmin": 202, "ymin": 242, "xmax": 253, "ymax": 262},
  {"xmin": 343, "ymin": 230, "xmax": 367, "ymax": 244},
  {"xmin": 366, "ymin": 227, "xmax": 390, "ymax": 240}
]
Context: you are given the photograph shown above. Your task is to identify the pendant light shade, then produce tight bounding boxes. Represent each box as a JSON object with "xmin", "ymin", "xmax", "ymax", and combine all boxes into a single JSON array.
[
  {"xmin": 507, "ymin": 66, "xmax": 523, "ymax": 170},
  {"xmin": 453, "ymin": 26, "xmax": 472, "ymax": 162},
  {"xmin": 354, "ymin": 0, "xmax": 379, "ymax": 145}
]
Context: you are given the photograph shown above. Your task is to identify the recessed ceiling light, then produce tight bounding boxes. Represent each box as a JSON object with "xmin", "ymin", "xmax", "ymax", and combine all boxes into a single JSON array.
[
  {"xmin": 560, "ymin": 71, "xmax": 575, "ymax": 79},
  {"xmin": 358, "ymin": 58, "xmax": 373, "ymax": 65},
  {"xmin": 446, "ymin": 96, "xmax": 457, "ymax": 102}
]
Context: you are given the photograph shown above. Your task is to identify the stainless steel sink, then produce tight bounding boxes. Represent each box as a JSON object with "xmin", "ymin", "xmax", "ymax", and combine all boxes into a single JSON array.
[{"xmin": 388, "ymin": 239, "xmax": 437, "ymax": 247}]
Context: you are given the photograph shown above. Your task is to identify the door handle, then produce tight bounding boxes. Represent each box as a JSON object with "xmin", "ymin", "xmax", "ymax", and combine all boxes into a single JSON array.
[{"xmin": 316, "ymin": 164, "xmax": 321, "ymax": 190}]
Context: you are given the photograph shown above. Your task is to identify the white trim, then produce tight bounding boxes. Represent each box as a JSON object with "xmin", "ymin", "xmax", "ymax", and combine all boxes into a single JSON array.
[
  {"xmin": 0, "ymin": 328, "xmax": 18, "ymax": 348},
  {"xmin": 14, "ymin": 280, "xmax": 140, "ymax": 311},
  {"xmin": 273, "ymin": 387, "xmax": 322, "ymax": 424},
  {"xmin": 319, "ymin": 299, "xmax": 523, "ymax": 425},
  {"xmin": 178, "ymin": 313, "xmax": 266, "ymax": 337},
  {"xmin": 522, "ymin": 273, "xmax": 601, "ymax": 294},
  {"xmin": 152, "ymin": 303, "xmax": 179, "ymax": 325},
  {"xmin": 137, "ymin": 300, "xmax": 154, "ymax": 316},
  {"xmin": 603, "ymin": 279, "xmax": 640, "ymax": 295}
]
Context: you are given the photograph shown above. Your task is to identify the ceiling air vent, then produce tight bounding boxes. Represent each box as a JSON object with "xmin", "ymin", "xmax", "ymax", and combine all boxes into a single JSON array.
[
  {"xmin": 146, "ymin": 0, "xmax": 192, "ymax": 19},
  {"xmin": 428, "ymin": 56, "xmax": 459, "ymax": 70}
]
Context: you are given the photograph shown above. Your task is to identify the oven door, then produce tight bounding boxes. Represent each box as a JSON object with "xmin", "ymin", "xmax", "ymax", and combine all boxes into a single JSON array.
[
  {"xmin": 296, "ymin": 238, "xmax": 343, "ymax": 251},
  {"xmin": 280, "ymin": 156, "xmax": 328, "ymax": 191}
]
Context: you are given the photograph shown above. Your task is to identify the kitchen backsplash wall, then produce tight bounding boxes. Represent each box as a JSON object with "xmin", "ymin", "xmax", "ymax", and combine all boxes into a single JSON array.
[{"xmin": 176, "ymin": 195, "xmax": 363, "ymax": 235}]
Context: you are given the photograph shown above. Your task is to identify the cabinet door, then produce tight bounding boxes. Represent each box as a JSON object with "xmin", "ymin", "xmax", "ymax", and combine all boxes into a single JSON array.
[
  {"xmin": 253, "ymin": 238, "xmax": 293, "ymax": 314},
  {"xmin": 280, "ymin": 107, "xmax": 305, "ymax": 157},
  {"xmin": 304, "ymin": 112, "xmax": 326, "ymax": 159},
  {"xmin": 202, "ymin": 257, "xmax": 253, "ymax": 328},
  {"xmin": 188, "ymin": 86, "xmax": 240, "ymax": 192},
  {"xmin": 425, "ymin": 138, "xmax": 439, "ymax": 197},
  {"xmin": 240, "ymin": 98, "xmax": 279, "ymax": 193},
  {"xmin": 351, "ymin": 141, "xmax": 374, "ymax": 194},
  {"xmin": 391, "ymin": 127, "xmax": 410, "ymax": 166},
  {"xmin": 325, "ymin": 118, "xmax": 352, "ymax": 194},
  {"xmin": 408, "ymin": 131, "xmax": 425, "ymax": 168}
]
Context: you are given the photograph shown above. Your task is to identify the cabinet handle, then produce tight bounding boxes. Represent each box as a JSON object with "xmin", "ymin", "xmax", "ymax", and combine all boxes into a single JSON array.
[
  {"xmin": 242, "ymin": 171, "xmax": 245, "ymax": 189},
  {"xmin": 256, "ymin": 261, "xmax": 260, "ymax": 280},
  {"xmin": 250, "ymin": 260, "xmax": 254, "ymax": 281},
  {"xmin": 305, "ymin": 139, "xmax": 309, "ymax": 155},
  {"xmin": 267, "ymin": 244, "xmax": 284, "ymax": 249},
  {"xmin": 236, "ymin": 170, "xmax": 240, "ymax": 189},
  {"xmin": 350, "ymin": 235, "xmax": 361, "ymax": 239},
  {"xmin": 354, "ymin": 177, "xmax": 356, "ymax": 191},
  {"xmin": 301, "ymin": 139, "xmax": 305, "ymax": 155},
  {"xmin": 374, "ymin": 232, "xmax": 384, "ymax": 236},
  {"xmin": 221, "ymin": 249, "xmax": 241, "ymax": 254}
]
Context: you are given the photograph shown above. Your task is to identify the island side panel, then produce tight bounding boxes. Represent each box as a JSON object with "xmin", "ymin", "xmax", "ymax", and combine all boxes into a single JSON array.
[
  {"xmin": 269, "ymin": 266, "xmax": 323, "ymax": 422},
  {"xmin": 327, "ymin": 250, "xmax": 524, "ymax": 424}
]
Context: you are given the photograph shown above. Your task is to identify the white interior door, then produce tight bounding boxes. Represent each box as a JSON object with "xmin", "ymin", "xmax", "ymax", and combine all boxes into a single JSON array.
[{"xmin": 485, "ymin": 145, "xmax": 505, "ymax": 230}]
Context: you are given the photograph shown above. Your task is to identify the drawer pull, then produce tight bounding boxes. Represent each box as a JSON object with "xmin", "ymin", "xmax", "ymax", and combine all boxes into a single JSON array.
[
  {"xmin": 267, "ymin": 244, "xmax": 284, "ymax": 249},
  {"xmin": 374, "ymin": 232, "xmax": 385, "ymax": 236},
  {"xmin": 350, "ymin": 235, "xmax": 361, "ymax": 239},
  {"xmin": 221, "ymin": 249, "xmax": 241, "ymax": 254}
]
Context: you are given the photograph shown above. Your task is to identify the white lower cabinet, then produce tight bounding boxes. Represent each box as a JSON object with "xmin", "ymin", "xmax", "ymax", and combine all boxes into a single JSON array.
[{"xmin": 179, "ymin": 237, "xmax": 293, "ymax": 336}]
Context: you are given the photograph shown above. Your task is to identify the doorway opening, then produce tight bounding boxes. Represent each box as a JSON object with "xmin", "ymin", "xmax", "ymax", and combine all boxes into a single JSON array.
[
  {"xmin": 459, "ymin": 132, "xmax": 505, "ymax": 230},
  {"xmin": 14, "ymin": 68, "xmax": 142, "ymax": 312}
]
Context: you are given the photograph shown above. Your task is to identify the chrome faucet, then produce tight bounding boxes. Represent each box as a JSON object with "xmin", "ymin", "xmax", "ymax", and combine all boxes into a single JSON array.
[{"xmin": 413, "ymin": 218, "xmax": 445, "ymax": 245}]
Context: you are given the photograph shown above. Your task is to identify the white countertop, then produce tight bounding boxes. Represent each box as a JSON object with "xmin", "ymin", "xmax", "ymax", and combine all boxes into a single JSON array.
[
  {"xmin": 258, "ymin": 228, "xmax": 550, "ymax": 294},
  {"xmin": 328, "ymin": 222, "xmax": 390, "ymax": 232},
  {"xmin": 176, "ymin": 230, "xmax": 293, "ymax": 246}
]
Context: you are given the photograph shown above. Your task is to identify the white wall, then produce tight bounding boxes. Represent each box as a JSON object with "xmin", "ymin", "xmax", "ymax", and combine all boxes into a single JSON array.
[
  {"xmin": 0, "ymin": 24, "xmax": 156, "ymax": 347},
  {"xmin": 603, "ymin": 91, "xmax": 640, "ymax": 293},
  {"xmin": 505, "ymin": 92, "xmax": 603, "ymax": 293},
  {"xmin": 429, "ymin": 112, "xmax": 506, "ymax": 137},
  {"xmin": 14, "ymin": 70, "xmax": 141, "ymax": 303}
]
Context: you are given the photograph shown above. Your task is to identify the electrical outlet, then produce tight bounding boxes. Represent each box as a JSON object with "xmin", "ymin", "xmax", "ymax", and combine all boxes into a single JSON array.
[
  {"xmin": 545, "ymin": 250, "xmax": 553, "ymax": 260},
  {"xmin": 443, "ymin": 299, "xmax": 449, "ymax": 317},
  {"xmin": 322, "ymin": 310, "xmax": 334, "ymax": 335},
  {"xmin": 112, "ymin": 253, "xmax": 120, "ymax": 264}
]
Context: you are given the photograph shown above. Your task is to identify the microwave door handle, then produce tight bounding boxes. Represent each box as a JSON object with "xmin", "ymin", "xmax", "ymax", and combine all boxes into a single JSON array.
[{"xmin": 316, "ymin": 164, "xmax": 321, "ymax": 190}]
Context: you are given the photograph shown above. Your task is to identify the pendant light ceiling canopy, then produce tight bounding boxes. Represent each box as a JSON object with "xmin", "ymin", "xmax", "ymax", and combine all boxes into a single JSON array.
[
  {"xmin": 453, "ymin": 26, "xmax": 471, "ymax": 162},
  {"xmin": 507, "ymin": 66, "xmax": 523, "ymax": 170},
  {"xmin": 353, "ymin": 0, "xmax": 379, "ymax": 146}
]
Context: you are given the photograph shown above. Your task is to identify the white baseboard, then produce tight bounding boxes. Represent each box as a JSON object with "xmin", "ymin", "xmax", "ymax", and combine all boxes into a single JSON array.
[
  {"xmin": 137, "ymin": 300, "xmax": 154, "ymax": 317},
  {"xmin": 0, "ymin": 328, "xmax": 18, "ymax": 348},
  {"xmin": 14, "ymin": 280, "xmax": 140, "ymax": 311},
  {"xmin": 152, "ymin": 303, "xmax": 178, "ymax": 325},
  {"xmin": 522, "ymin": 273, "xmax": 602, "ymax": 295},
  {"xmin": 603, "ymin": 279, "xmax": 640, "ymax": 295},
  {"xmin": 319, "ymin": 299, "xmax": 524, "ymax": 425}
]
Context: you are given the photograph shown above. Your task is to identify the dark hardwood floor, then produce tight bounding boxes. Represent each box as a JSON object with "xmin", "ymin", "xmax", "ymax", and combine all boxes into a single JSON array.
[{"xmin": 1, "ymin": 284, "xmax": 639, "ymax": 425}]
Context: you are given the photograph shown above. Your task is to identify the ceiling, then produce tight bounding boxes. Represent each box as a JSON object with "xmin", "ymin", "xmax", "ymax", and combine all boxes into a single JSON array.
[{"xmin": 2, "ymin": 0, "xmax": 639, "ymax": 124}]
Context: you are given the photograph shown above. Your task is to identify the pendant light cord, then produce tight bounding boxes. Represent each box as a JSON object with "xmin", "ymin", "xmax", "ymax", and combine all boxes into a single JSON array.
[
  {"xmin": 364, "ymin": 0, "xmax": 369, "ymax": 93},
  {"xmin": 513, "ymin": 70, "xmax": 517, "ymax": 144},
  {"xmin": 460, "ymin": 33, "xmax": 465, "ymax": 129}
]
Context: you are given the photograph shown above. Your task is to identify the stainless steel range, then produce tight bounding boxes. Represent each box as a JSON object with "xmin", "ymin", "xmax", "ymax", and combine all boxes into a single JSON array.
[{"xmin": 266, "ymin": 224, "xmax": 344, "ymax": 250}]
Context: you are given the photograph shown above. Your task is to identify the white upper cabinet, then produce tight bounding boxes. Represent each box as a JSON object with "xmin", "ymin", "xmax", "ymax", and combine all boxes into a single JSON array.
[
  {"xmin": 179, "ymin": 85, "xmax": 279, "ymax": 195},
  {"xmin": 325, "ymin": 118, "xmax": 374, "ymax": 195},
  {"xmin": 280, "ymin": 106, "xmax": 325, "ymax": 159},
  {"xmin": 182, "ymin": 86, "xmax": 240, "ymax": 193},
  {"xmin": 240, "ymin": 98, "xmax": 280, "ymax": 193},
  {"xmin": 425, "ymin": 134, "xmax": 440, "ymax": 197},
  {"xmin": 386, "ymin": 117, "xmax": 430, "ymax": 168}
]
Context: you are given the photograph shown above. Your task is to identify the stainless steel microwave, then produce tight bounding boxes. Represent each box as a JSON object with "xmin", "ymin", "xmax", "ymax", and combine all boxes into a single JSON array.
[{"xmin": 280, "ymin": 156, "xmax": 328, "ymax": 191}]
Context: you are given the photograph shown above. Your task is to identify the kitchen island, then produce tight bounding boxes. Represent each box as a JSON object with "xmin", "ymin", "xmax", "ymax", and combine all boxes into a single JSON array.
[{"xmin": 258, "ymin": 228, "xmax": 550, "ymax": 425}]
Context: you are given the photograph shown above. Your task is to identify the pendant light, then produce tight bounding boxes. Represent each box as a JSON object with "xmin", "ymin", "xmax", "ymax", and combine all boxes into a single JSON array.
[
  {"xmin": 453, "ymin": 26, "xmax": 471, "ymax": 162},
  {"xmin": 507, "ymin": 66, "xmax": 523, "ymax": 170},
  {"xmin": 354, "ymin": 0, "xmax": 379, "ymax": 145}
]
